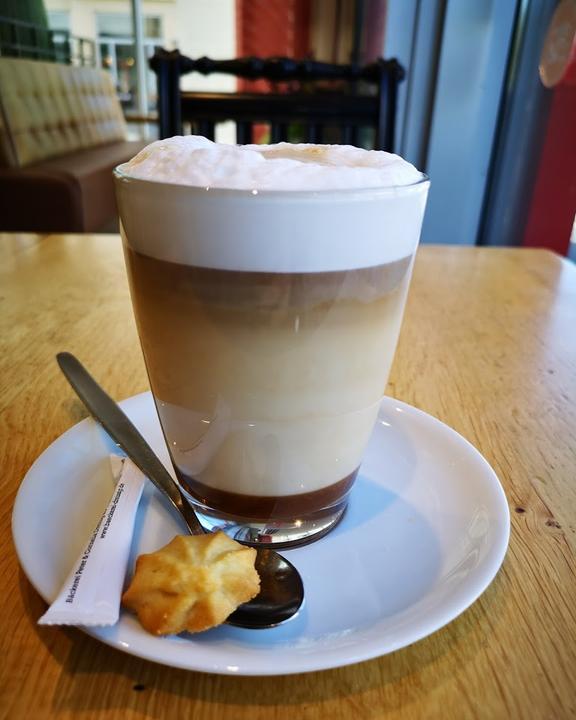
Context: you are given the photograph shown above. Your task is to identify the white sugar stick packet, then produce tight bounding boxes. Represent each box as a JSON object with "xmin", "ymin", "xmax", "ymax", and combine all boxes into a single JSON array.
[{"xmin": 38, "ymin": 456, "xmax": 145, "ymax": 627}]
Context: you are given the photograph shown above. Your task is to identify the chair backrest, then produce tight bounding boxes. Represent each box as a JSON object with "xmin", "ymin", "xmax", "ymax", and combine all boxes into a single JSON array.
[
  {"xmin": 0, "ymin": 57, "xmax": 126, "ymax": 168},
  {"xmin": 150, "ymin": 50, "xmax": 405, "ymax": 152}
]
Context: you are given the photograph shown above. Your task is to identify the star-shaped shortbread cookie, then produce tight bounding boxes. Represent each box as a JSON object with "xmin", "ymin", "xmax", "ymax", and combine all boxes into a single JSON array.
[{"xmin": 122, "ymin": 532, "xmax": 260, "ymax": 634}]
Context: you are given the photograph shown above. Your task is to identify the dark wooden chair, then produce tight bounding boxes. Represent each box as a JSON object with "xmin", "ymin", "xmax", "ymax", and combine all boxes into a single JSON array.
[{"xmin": 149, "ymin": 49, "xmax": 405, "ymax": 152}]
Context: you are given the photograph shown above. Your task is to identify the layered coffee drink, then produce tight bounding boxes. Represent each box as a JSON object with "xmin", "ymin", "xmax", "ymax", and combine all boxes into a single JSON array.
[{"xmin": 115, "ymin": 137, "xmax": 429, "ymax": 547}]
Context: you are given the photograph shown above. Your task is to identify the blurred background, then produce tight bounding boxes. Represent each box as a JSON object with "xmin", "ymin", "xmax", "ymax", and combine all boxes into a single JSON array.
[{"xmin": 0, "ymin": 0, "xmax": 574, "ymax": 257}]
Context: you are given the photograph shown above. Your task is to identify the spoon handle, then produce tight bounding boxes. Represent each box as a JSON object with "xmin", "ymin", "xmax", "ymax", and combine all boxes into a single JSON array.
[{"xmin": 56, "ymin": 352, "xmax": 205, "ymax": 536}]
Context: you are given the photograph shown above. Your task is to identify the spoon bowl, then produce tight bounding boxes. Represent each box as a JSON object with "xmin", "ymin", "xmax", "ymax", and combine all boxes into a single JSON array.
[{"xmin": 56, "ymin": 352, "xmax": 304, "ymax": 629}]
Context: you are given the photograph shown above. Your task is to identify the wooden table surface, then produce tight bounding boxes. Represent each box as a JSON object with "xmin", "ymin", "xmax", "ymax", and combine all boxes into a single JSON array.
[{"xmin": 1, "ymin": 234, "xmax": 575, "ymax": 719}]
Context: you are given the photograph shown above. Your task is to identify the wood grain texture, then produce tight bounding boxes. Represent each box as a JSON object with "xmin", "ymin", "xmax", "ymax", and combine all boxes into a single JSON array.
[{"xmin": 1, "ymin": 236, "xmax": 575, "ymax": 719}]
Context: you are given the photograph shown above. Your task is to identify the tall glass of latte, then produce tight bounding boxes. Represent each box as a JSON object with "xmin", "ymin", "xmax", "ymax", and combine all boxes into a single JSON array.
[{"xmin": 114, "ymin": 137, "xmax": 429, "ymax": 547}]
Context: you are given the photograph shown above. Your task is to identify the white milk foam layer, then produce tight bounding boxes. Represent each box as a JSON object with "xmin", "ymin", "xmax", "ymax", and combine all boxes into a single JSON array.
[
  {"xmin": 122, "ymin": 135, "xmax": 422, "ymax": 191},
  {"xmin": 115, "ymin": 137, "xmax": 429, "ymax": 273}
]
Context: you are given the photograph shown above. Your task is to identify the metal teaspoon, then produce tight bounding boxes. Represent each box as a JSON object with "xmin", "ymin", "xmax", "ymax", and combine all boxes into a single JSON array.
[{"xmin": 56, "ymin": 352, "xmax": 304, "ymax": 629}]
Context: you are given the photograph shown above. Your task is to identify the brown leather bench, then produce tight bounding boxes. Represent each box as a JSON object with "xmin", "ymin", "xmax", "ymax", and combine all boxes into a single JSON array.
[{"xmin": 0, "ymin": 58, "xmax": 149, "ymax": 232}]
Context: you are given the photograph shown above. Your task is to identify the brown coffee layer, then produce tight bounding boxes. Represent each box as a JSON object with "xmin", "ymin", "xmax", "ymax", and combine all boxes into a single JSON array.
[
  {"xmin": 177, "ymin": 468, "xmax": 358, "ymax": 520},
  {"xmin": 125, "ymin": 244, "xmax": 413, "ymax": 414},
  {"xmin": 125, "ymin": 246, "xmax": 412, "ymax": 311}
]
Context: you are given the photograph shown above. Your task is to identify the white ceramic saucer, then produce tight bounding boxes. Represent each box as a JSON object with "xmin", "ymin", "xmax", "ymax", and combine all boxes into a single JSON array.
[{"xmin": 12, "ymin": 392, "xmax": 509, "ymax": 676}]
